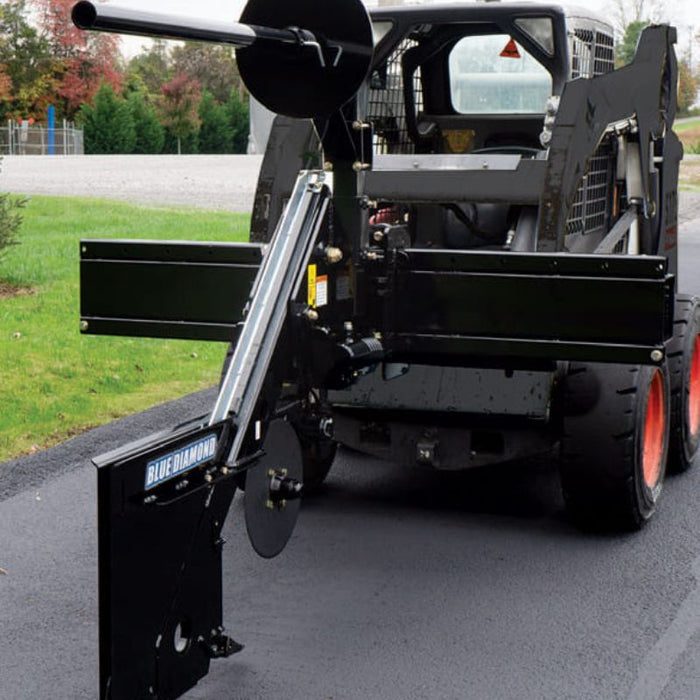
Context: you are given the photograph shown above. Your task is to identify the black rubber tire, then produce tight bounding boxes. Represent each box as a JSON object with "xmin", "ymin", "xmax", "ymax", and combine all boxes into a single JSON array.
[
  {"xmin": 666, "ymin": 294, "xmax": 700, "ymax": 473},
  {"xmin": 560, "ymin": 362, "xmax": 670, "ymax": 531}
]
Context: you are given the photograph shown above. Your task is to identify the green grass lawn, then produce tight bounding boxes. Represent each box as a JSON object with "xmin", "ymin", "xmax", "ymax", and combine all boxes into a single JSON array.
[
  {"xmin": 0, "ymin": 196, "xmax": 249, "ymax": 462},
  {"xmin": 676, "ymin": 118, "xmax": 700, "ymax": 155},
  {"xmin": 674, "ymin": 117, "xmax": 700, "ymax": 133}
]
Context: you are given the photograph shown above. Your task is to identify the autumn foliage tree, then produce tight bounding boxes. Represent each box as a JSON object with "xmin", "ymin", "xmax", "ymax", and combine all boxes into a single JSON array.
[
  {"xmin": 0, "ymin": 66, "xmax": 11, "ymax": 105},
  {"xmin": 0, "ymin": 0, "xmax": 53, "ymax": 120},
  {"xmin": 31, "ymin": 0, "xmax": 123, "ymax": 118},
  {"xmin": 171, "ymin": 44, "xmax": 243, "ymax": 103},
  {"xmin": 677, "ymin": 61, "xmax": 699, "ymax": 117},
  {"xmin": 160, "ymin": 72, "xmax": 202, "ymax": 155}
]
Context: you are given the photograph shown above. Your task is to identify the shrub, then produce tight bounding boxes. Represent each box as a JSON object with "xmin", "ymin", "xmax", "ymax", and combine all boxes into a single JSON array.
[
  {"xmin": 126, "ymin": 92, "xmax": 165, "ymax": 154},
  {"xmin": 226, "ymin": 89, "xmax": 250, "ymax": 154},
  {"xmin": 198, "ymin": 91, "xmax": 232, "ymax": 154},
  {"xmin": 0, "ymin": 193, "xmax": 25, "ymax": 260},
  {"xmin": 78, "ymin": 83, "xmax": 136, "ymax": 154},
  {"xmin": 0, "ymin": 157, "xmax": 25, "ymax": 261}
]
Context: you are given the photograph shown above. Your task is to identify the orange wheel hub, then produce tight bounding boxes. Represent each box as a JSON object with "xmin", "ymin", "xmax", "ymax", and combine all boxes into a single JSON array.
[
  {"xmin": 642, "ymin": 369, "xmax": 666, "ymax": 488},
  {"xmin": 690, "ymin": 334, "xmax": 700, "ymax": 440}
]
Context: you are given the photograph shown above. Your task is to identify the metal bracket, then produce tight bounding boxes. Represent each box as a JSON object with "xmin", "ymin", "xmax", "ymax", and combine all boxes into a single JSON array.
[{"xmin": 210, "ymin": 171, "xmax": 332, "ymax": 468}]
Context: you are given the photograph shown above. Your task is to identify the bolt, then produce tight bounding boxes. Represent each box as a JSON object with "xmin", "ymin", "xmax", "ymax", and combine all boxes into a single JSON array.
[
  {"xmin": 220, "ymin": 466, "xmax": 229, "ymax": 476},
  {"xmin": 373, "ymin": 230, "xmax": 385, "ymax": 243},
  {"xmin": 326, "ymin": 247, "xmax": 343, "ymax": 264},
  {"xmin": 304, "ymin": 308, "xmax": 319, "ymax": 323},
  {"xmin": 80, "ymin": 320, "xmax": 89, "ymax": 332},
  {"xmin": 353, "ymin": 161, "xmax": 370, "ymax": 172},
  {"xmin": 352, "ymin": 120, "xmax": 370, "ymax": 130},
  {"xmin": 204, "ymin": 473, "xmax": 214, "ymax": 483},
  {"xmin": 323, "ymin": 161, "xmax": 333, "ymax": 172},
  {"xmin": 650, "ymin": 349, "xmax": 664, "ymax": 362}
]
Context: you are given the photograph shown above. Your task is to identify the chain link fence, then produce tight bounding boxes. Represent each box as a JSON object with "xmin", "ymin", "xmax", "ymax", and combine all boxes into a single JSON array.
[{"xmin": 0, "ymin": 121, "xmax": 84, "ymax": 155}]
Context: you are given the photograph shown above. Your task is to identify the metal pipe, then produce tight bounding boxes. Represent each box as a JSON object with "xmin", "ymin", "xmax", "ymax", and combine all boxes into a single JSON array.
[{"xmin": 72, "ymin": 1, "xmax": 300, "ymax": 49}]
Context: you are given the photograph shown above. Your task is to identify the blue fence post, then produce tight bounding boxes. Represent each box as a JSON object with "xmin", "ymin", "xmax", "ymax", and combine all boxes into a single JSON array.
[{"xmin": 47, "ymin": 105, "xmax": 55, "ymax": 155}]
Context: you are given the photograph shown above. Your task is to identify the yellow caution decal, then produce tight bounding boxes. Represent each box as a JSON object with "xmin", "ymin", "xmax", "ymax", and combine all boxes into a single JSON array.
[{"xmin": 308, "ymin": 264, "xmax": 317, "ymax": 307}]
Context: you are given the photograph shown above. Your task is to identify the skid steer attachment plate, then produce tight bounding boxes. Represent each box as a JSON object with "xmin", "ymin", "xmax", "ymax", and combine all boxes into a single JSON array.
[
  {"xmin": 81, "ymin": 240, "xmax": 263, "ymax": 341},
  {"xmin": 386, "ymin": 250, "xmax": 674, "ymax": 365},
  {"xmin": 94, "ymin": 419, "xmax": 241, "ymax": 700}
]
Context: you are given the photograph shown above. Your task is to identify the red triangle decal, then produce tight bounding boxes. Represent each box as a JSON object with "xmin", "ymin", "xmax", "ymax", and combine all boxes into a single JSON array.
[{"xmin": 500, "ymin": 38, "xmax": 521, "ymax": 59}]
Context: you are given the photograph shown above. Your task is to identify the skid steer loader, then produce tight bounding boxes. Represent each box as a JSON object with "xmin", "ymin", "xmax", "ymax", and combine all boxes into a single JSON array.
[{"xmin": 70, "ymin": 1, "xmax": 698, "ymax": 697}]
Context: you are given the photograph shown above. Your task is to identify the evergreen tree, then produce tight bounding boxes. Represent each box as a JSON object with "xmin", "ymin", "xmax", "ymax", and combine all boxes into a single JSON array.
[
  {"xmin": 616, "ymin": 20, "xmax": 648, "ymax": 66},
  {"xmin": 78, "ymin": 83, "xmax": 136, "ymax": 154},
  {"xmin": 226, "ymin": 89, "xmax": 250, "ymax": 154},
  {"xmin": 198, "ymin": 91, "xmax": 232, "ymax": 154},
  {"xmin": 126, "ymin": 91, "xmax": 164, "ymax": 154}
]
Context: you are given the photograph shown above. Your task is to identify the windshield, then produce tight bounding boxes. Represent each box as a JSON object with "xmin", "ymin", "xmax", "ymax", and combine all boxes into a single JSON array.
[{"xmin": 449, "ymin": 35, "xmax": 552, "ymax": 114}]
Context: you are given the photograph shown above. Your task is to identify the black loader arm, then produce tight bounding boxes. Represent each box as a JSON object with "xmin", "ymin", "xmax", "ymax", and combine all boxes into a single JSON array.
[{"xmin": 538, "ymin": 24, "xmax": 682, "ymax": 263}]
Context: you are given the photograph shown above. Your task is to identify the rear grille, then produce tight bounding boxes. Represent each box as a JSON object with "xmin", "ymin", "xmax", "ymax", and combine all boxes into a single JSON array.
[
  {"xmin": 367, "ymin": 38, "xmax": 422, "ymax": 154},
  {"xmin": 571, "ymin": 28, "xmax": 615, "ymax": 79},
  {"xmin": 566, "ymin": 137, "xmax": 615, "ymax": 237}
]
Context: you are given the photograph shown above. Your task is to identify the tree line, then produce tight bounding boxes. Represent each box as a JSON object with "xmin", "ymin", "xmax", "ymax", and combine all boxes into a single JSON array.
[
  {"xmin": 0, "ymin": 0, "xmax": 249, "ymax": 155},
  {"xmin": 0, "ymin": 0, "xmax": 697, "ymax": 157}
]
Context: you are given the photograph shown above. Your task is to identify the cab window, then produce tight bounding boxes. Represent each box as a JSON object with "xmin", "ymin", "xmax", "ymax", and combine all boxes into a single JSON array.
[{"xmin": 449, "ymin": 35, "xmax": 552, "ymax": 114}]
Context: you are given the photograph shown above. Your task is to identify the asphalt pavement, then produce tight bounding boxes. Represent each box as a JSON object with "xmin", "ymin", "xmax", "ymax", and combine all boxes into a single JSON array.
[{"xmin": 1, "ymin": 158, "xmax": 700, "ymax": 700}]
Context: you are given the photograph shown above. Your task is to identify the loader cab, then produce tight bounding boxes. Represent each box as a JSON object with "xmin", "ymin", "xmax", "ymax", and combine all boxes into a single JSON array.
[
  {"xmin": 367, "ymin": 4, "xmax": 615, "ymax": 156},
  {"xmin": 364, "ymin": 4, "xmax": 617, "ymax": 251}
]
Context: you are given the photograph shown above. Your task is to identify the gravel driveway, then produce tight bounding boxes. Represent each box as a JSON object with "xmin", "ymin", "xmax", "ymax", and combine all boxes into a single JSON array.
[
  {"xmin": 1, "ymin": 155, "xmax": 263, "ymax": 213},
  {"xmin": 2, "ymin": 153, "xmax": 700, "ymax": 222}
]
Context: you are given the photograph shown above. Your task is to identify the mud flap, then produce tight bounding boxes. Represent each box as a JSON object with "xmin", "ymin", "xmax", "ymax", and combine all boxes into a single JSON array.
[{"xmin": 95, "ymin": 419, "xmax": 241, "ymax": 700}]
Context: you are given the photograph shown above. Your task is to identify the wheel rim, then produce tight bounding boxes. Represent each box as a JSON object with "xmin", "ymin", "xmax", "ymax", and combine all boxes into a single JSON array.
[
  {"xmin": 690, "ymin": 334, "xmax": 700, "ymax": 439},
  {"xmin": 642, "ymin": 369, "xmax": 666, "ymax": 488}
]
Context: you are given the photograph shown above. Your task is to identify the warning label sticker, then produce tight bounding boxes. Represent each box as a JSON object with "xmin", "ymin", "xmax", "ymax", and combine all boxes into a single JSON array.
[
  {"xmin": 500, "ymin": 38, "xmax": 521, "ymax": 58},
  {"xmin": 316, "ymin": 275, "xmax": 328, "ymax": 307}
]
